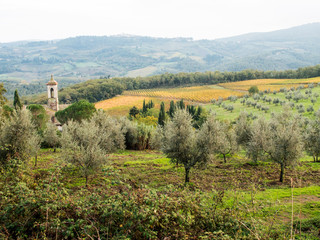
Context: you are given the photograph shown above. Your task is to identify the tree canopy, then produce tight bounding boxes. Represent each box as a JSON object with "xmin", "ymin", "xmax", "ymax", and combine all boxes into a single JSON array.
[{"xmin": 55, "ymin": 100, "xmax": 96, "ymax": 124}]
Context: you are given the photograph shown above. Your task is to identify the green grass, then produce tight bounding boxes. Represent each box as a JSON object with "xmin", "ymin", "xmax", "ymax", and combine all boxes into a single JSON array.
[
  {"xmin": 204, "ymin": 86, "xmax": 320, "ymax": 120},
  {"xmin": 32, "ymin": 148, "xmax": 320, "ymax": 238}
]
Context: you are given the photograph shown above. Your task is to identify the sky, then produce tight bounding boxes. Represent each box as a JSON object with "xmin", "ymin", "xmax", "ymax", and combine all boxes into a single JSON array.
[{"xmin": 0, "ymin": 0, "xmax": 320, "ymax": 42}]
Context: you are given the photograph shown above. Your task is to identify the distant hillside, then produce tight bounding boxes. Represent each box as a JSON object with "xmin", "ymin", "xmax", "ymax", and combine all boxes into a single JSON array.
[{"xmin": 1, "ymin": 23, "xmax": 320, "ymax": 98}]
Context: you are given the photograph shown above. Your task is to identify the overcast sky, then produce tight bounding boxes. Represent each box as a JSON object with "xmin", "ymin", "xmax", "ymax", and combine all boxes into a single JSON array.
[{"xmin": 1, "ymin": 0, "xmax": 320, "ymax": 42}]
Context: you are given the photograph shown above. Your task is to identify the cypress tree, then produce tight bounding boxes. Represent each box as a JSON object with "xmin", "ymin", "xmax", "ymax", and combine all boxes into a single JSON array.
[
  {"xmin": 176, "ymin": 99, "xmax": 185, "ymax": 109},
  {"xmin": 169, "ymin": 100, "xmax": 175, "ymax": 118},
  {"xmin": 158, "ymin": 102, "xmax": 166, "ymax": 126},
  {"xmin": 187, "ymin": 105, "xmax": 196, "ymax": 118},
  {"xmin": 194, "ymin": 106, "xmax": 203, "ymax": 121},
  {"xmin": 13, "ymin": 89, "xmax": 22, "ymax": 110},
  {"xmin": 149, "ymin": 100, "xmax": 154, "ymax": 108},
  {"xmin": 142, "ymin": 99, "xmax": 147, "ymax": 113}
]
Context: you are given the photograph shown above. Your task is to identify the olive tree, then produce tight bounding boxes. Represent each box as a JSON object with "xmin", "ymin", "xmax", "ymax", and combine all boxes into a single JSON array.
[
  {"xmin": 215, "ymin": 121, "xmax": 237, "ymax": 163},
  {"xmin": 91, "ymin": 110, "xmax": 125, "ymax": 152},
  {"xmin": 61, "ymin": 112, "xmax": 125, "ymax": 186},
  {"xmin": 264, "ymin": 111, "xmax": 303, "ymax": 182},
  {"xmin": 304, "ymin": 117, "xmax": 320, "ymax": 162},
  {"xmin": 162, "ymin": 110, "xmax": 211, "ymax": 183},
  {"xmin": 43, "ymin": 122, "xmax": 61, "ymax": 152},
  {"xmin": 246, "ymin": 117, "xmax": 269, "ymax": 163},
  {"xmin": 234, "ymin": 111, "xmax": 252, "ymax": 148},
  {"xmin": 0, "ymin": 109, "xmax": 40, "ymax": 165}
]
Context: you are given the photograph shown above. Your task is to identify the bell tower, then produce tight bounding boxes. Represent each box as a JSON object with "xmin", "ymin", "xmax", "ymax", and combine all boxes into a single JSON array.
[{"xmin": 47, "ymin": 74, "xmax": 59, "ymax": 111}]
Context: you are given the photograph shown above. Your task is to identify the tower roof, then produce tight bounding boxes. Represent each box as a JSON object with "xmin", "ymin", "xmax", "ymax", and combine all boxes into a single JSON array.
[{"xmin": 46, "ymin": 74, "xmax": 58, "ymax": 85}]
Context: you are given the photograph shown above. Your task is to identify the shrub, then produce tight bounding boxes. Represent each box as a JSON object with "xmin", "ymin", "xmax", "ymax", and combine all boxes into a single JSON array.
[{"xmin": 248, "ymin": 86, "xmax": 259, "ymax": 95}]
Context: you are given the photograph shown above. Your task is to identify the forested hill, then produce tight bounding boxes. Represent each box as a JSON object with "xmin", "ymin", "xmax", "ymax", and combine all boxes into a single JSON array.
[{"xmin": 1, "ymin": 23, "xmax": 320, "ymax": 98}]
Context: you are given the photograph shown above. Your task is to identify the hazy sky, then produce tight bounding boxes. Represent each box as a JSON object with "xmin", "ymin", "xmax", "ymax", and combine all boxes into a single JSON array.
[{"xmin": 1, "ymin": 0, "xmax": 320, "ymax": 42}]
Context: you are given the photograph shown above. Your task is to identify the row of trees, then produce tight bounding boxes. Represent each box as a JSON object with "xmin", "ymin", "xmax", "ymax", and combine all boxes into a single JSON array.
[
  {"xmin": 110, "ymin": 64, "xmax": 320, "ymax": 90},
  {"xmin": 1, "ymin": 90, "xmax": 318, "ymax": 185},
  {"xmin": 158, "ymin": 108, "xmax": 305, "ymax": 183}
]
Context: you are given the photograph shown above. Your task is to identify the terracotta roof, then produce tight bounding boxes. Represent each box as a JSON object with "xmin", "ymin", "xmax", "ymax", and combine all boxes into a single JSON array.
[{"xmin": 46, "ymin": 74, "xmax": 58, "ymax": 85}]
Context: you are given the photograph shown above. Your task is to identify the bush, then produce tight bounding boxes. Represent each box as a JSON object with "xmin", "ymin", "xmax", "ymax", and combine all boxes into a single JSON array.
[
  {"xmin": 0, "ymin": 176, "xmax": 252, "ymax": 239},
  {"xmin": 248, "ymin": 86, "xmax": 259, "ymax": 95}
]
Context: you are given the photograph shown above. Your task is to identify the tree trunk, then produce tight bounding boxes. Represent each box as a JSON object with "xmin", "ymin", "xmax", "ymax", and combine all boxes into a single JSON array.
[
  {"xmin": 223, "ymin": 154, "xmax": 226, "ymax": 163},
  {"xmin": 85, "ymin": 175, "xmax": 88, "ymax": 187},
  {"xmin": 280, "ymin": 163, "xmax": 284, "ymax": 182},
  {"xmin": 34, "ymin": 154, "xmax": 38, "ymax": 167},
  {"xmin": 185, "ymin": 167, "xmax": 190, "ymax": 184}
]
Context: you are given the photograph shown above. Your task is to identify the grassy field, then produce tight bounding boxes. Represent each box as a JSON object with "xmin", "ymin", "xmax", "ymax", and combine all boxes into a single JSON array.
[
  {"xmin": 205, "ymin": 83, "xmax": 320, "ymax": 121},
  {"xmin": 30, "ymin": 148, "xmax": 320, "ymax": 238}
]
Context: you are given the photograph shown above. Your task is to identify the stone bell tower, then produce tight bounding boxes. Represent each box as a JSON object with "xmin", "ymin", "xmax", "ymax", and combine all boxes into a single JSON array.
[{"xmin": 47, "ymin": 74, "xmax": 59, "ymax": 111}]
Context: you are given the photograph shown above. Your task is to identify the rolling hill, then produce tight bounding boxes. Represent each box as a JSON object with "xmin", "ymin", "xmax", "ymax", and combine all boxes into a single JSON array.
[{"xmin": 1, "ymin": 23, "xmax": 320, "ymax": 99}]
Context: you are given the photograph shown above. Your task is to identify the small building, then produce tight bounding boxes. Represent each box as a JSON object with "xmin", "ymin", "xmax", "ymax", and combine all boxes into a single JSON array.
[{"xmin": 47, "ymin": 74, "xmax": 59, "ymax": 111}]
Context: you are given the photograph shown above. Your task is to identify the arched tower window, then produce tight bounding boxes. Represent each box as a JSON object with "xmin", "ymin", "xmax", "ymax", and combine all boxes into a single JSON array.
[{"xmin": 50, "ymin": 88, "xmax": 54, "ymax": 98}]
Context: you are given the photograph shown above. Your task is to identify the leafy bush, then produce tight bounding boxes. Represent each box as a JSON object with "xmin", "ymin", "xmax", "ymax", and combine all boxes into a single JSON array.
[{"xmin": 0, "ymin": 168, "xmax": 252, "ymax": 239}]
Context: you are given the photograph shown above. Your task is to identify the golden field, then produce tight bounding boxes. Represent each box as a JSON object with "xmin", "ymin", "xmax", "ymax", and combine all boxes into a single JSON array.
[
  {"xmin": 95, "ymin": 95, "xmax": 182, "ymax": 116},
  {"xmin": 219, "ymin": 77, "xmax": 320, "ymax": 92},
  {"xmin": 124, "ymin": 85, "xmax": 243, "ymax": 103}
]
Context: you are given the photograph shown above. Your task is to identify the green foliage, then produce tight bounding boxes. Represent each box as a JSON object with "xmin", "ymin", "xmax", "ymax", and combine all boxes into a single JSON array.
[
  {"xmin": 265, "ymin": 110, "xmax": 303, "ymax": 182},
  {"xmin": 168, "ymin": 100, "xmax": 176, "ymax": 119},
  {"xmin": 0, "ymin": 168, "xmax": 252, "ymax": 240},
  {"xmin": 13, "ymin": 89, "xmax": 22, "ymax": 110},
  {"xmin": 61, "ymin": 116, "xmax": 117, "ymax": 185},
  {"xmin": 0, "ymin": 83, "xmax": 7, "ymax": 106},
  {"xmin": 303, "ymin": 116, "xmax": 320, "ymax": 162},
  {"xmin": 248, "ymin": 86, "xmax": 259, "ymax": 96},
  {"xmin": 59, "ymin": 79, "xmax": 125, "ymax": 104},
  {"xmin": 0, "ymin": 109, "xmax": 40, "ymax": 164},
  {"xmin": 201, "ymin": 115, "xmax": 238, "ymax": 163},
  {"xmin": 158, "ymin": 102, "xmax": 166, "ymax": 126},
  {"xmin": 120, "ymin": 118, "xmax": 154, "ymax": 150},
  {"xmin": 27, "ymin": 104, "xmax": 48, "ymax": 134},
  {"xmin": 43, "ymin": 122, "xmax": 61, "ymax": 151},
  {"xmin": 163, "ymin": 110, "xmax": 211, "ymax": 183},
  {"xmin": 129, "ymin": 106, "xmax": 139, "ymax": 118},
  {"xmin": 176, "ymin": 99, "xmax": 185, "ymax": 109},
  {"xmin": 55, "ymin": 100, "xmax": 96, "ymax": 124},
  {"xmin": 1, "ymin": 105, "xmax": 14, "ymax": 118}
]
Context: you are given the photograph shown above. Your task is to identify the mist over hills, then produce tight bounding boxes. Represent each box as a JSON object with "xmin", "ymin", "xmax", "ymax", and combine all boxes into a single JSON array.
[{"xmin": 1, "ymin": 23, "xmax": 320, "ymax": 97}]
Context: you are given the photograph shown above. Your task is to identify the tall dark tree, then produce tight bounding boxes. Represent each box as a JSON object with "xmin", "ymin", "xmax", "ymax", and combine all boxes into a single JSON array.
[
  {"xmin": 142, "ymin": 99, "xmax": 147, "ymax": 113},
  {"xmin": 168, "ymin": 100, "xmax": 175, "ymax": 118},
  {"xmin": 176, "ymin": 99, "xmax": 185, "ymax": 110},
  {"xmin": 194, "ymin": 106, "xmax": 203, "ymax": 121},
  {"xmin": 13, "ymin": 89, "xmax": 22, "ymax": 110},
  {"xmin": 129, "ymin": 106, "xmax": 139, "ymax": 118},
  {"xmin": 158, "ymin": 102, "xmax": 166, "ymax": 126},
  {"xmin": 187, "ymin": 105, "xmax": 196, "ymax": 118}
]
